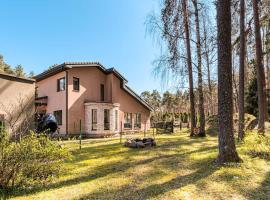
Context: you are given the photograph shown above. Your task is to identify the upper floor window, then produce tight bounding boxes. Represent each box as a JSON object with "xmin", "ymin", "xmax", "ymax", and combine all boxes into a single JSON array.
[
  {"xmin": 57, "ymin": 77, "xmax": 65, "ymax": 92},
  {"xmin": 73, "ymin": 77, "xmax": 80, "ymax": 91},
  {"xmin": 134, "ymin": 113, "xmax": 141, "ymax": 129},
  {"xmin": 124, "ymin": 113, "xmax": 132, "ymax": 129},
  {"xmin": 100, "ymin": 84, "xmax": 105, "ymax": 101},
  {"xmin": 54, "ymin": 110, "xmax": 62, "ymax": 125}
]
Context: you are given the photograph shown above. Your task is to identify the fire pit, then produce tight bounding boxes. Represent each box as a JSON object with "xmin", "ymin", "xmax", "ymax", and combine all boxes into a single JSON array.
[{"xmin": 124, "ymin": 138, "xmax": 156, "ymax": 148}]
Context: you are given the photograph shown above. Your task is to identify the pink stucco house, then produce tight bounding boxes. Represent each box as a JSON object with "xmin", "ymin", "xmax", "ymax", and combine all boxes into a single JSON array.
[{"xmin": 34, "ymin": 62, "xmax": 152, "ymax": 137}]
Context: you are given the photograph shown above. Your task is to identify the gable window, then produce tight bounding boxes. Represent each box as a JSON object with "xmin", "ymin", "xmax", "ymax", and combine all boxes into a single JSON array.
[
  {"xmin": 124, "ymin": 113, "xmax": 132, "ymax": 129},
  {"xmin": 134, "ymin": 113, "xmax": 141, "ymax": 129},
  {"xmin": 104, "ymin": 109, "xmax": 110, "ymax": 130},
  {"xmin": 53, "ymin": 110, "xmax": 62, "ymax": 125},
  {"xmin": 73, "ymin": 77, "xmax": 80, "ymax": 91},
  {"xmin": 92, "ymin": 109, "xmax": 97, "ymax": 131},
  {"xmin": 100, "ymin": 84, "xmax": 104, "ymax": 101},
  {"xmin": 57, "ymin": 77, "xmax": 65, "ymax": 92}
]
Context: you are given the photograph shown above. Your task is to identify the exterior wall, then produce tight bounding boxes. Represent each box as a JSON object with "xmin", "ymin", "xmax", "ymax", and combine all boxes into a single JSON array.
[
  {"xmin": 37, "ymin": 66, "xmax": 151, "ymax": 136},
  {"xmin": 36, "ymin": 71, "xmax": 67, "ymax": 134},
  {"xmin": 67, "ymin": 67, "xmax": 109, "ymax": 134},
  {"xmin": 110, "ymin": 76, "xmax": 151, "ymax": 132},
  {"xmin": 84, "ymin": 102, "xmax": 119, "ymax": 136},
  {"xmin": 0, "ymin": 74, "xmax": 35, "ymax": 135}
]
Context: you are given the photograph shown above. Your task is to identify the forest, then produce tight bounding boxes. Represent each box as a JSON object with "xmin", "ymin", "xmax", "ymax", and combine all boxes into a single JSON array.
[{"xmin": 140, "ymin": 0, "xmax": 270, "ymax": 163}]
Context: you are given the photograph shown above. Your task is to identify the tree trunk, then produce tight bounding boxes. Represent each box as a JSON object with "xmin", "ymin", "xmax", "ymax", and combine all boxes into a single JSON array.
[
  {"xmin": 182, "ymin": 0, "xmax": 196, "ymax": 136},
  {"xmin": 202, "ymin": 16, "xmax": 214, "ymax": 116},
  {"xmin": 238, "ymin": 0, "xmax": 246, "ymax": 140},
  {"xmin": 216, "ymin": 0, "xmax": 241, "ymax": 163},
  {"xmin": 193, "ymin": 0, "xmax": 205, "ymax": 137},
  {"xmin": 252, "ymin": 0, "xmax": 266, "ymax": 132}
]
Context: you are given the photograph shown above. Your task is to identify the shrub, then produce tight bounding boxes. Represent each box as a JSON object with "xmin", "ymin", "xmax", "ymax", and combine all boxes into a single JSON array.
[
  {"xmin": 243, "ymin": 132, "xmax": 270, "ymax": 160},
  {"xmin": 0, "ymin": 131, "xmax": 70, "ymax": 192}
]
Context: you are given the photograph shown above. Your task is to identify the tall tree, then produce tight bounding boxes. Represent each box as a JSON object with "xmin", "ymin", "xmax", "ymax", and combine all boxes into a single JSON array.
[
  {"xmin": 182, "ymin": 0, "xmax": 196, "ymax": 136},
  {"xmin": 14, "ymin": 64, "xmax": 25, "ymax": 77},
  {"xmin": 192, "ymin": 0, "xmax": 205, "ymax": 136},
  {"xmin": 217, "ymin": 0, "xmax": 241, "ymax": 163},
  {"xmin": 238, "ymin": 0, "xmax": 246, "ymax": 140},
  {"xmin": 202, "ymin": 16, "xmax": 214, "ymax": 116},
  {"xmin": 252, "ymin": 0, "xmax": 267, "ymax": 133}
]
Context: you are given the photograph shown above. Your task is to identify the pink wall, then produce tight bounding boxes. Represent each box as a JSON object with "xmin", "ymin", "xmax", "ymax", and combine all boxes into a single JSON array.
[
  {"xmin": 110, "ymin": 75, "xmax": 151, "ymax": 132},
  {"xmin": 37, "ymin": 71, "xmax": 67, "ymax": 134},
  {"xmin": 37, "ymin": 66, "xmax": 151, "ymax": 135},
  {"xmin": 67, "ymin": 67, "xmax": 109, "ymax": 134},
  {"xmin": 67, "ymin": 67, "xmax": 150, "ymax": 134}
]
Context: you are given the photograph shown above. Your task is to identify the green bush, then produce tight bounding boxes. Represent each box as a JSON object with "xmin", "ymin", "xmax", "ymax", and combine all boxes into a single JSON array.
[
  {"xmin": 0, "ymin": 131, "xmax": 70, "ymax": 192},
  {"xmin": 243, "ymin": 132, "xmax": 270, "ymax": 160}
]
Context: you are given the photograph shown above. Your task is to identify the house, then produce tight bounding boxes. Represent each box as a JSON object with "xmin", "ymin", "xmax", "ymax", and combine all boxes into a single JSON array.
[
  {"xmin": 0, "ymin": 72, "xmax": 35, "ymax": 135},
  {"xmin": 35, "ymin": 62, "xmax": 152, "ymax": 137}
]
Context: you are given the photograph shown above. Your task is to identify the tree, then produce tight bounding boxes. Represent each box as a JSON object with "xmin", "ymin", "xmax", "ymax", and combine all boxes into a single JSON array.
[
  {"xmin": 14, "ymin": 64, "xmax": 25, "ymax": 77},
  {"xmin": 252, "ymin": 0, "xmax": 267, "ymax": 133},
  {"xmin": 182, "ymin": 0, "xmax": 196, "ymax": 136},
  {"xmin": 238, "ymin": 0, "xmax": 246, "ymax": 140},
  {"xmin": 216, "ymin": 0, "xmax": 241, "ymax": 163},
  {"xmin": 192, "ymin": 0, "xmax": 205, "ymax": 137}
]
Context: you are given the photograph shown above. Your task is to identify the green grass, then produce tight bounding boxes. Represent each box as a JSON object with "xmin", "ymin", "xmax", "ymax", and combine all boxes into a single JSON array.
[{"xmin": 9, "ymin": 130, "xmax": 270, "ymax": 200}]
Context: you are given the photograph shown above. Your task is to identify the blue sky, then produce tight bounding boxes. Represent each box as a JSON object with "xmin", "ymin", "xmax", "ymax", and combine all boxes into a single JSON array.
[{"xmin": 0, "ymin": 0, "xmax": 164, "ymax": 94}]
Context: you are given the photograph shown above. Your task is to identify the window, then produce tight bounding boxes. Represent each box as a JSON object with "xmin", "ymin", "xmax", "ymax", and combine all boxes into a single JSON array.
[
  {"xmin": 57, "ymin": 77, "xmax": 65, "ymax": 92},
  {"xmin": 73, "ymin": 77, "xmax": 80, "ymax": 91},
  {"xmin": 100, "ymin": 84, "xmax": 104, "ymax": 101},
  {"xmin": 104, "ymin": 109, "xmax": 110, "ymax": 130},
  {"xmin": 53, "ymin": 110, "xmax": 62, "ymax": 125},
  {"xmin": 134, "ymin": 113, "xmax": 141, "ymax": 129},
  {"xmin": 92, "ymin": 109, "xmax": 97, "ymax": 131},
  {"xmin": 124, "ymin": 113, "xmax": 132, "ymax": 129},
  {"xmin": 115, "ymin": 110, "xmax": 118, "ymax": 130}
]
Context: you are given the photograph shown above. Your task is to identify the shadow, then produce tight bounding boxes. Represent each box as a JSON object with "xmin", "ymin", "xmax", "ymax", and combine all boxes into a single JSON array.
[
  {"xmin": 246, "ymin": 171, "xmax": 270, "ymax": 199},
  {"xmin": 10, "ymin": 136, "xmax": 218, "ymax": 198},
  {"xmin": 78, "ymin": 156, "xmax": 218, "ymax": 200}
]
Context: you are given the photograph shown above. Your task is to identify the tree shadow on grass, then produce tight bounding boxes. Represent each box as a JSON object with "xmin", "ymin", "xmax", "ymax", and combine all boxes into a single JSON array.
[
  {"xmin": 79, "ymin": 157, "xmax": 219, "ymax": 200},
  {"xmin": 9, "ymin": 137, "xmax": 218, "ymax": 198},
  {"xmin": 246, "ymin": 171, "xmax": 270, "ymax": 199}
]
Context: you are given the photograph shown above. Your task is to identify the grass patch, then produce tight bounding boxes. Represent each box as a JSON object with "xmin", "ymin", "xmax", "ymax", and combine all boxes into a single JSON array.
[{"xmin": 7, "ymin": 131, "xmax": 270, "ymax": 200}]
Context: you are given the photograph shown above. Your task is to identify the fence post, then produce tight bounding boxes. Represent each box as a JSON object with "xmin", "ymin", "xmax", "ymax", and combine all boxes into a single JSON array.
[
  {"xmin": 79, "ymin": 119, "xmax": 82, "ymax": 150},
  {"xmin": 120, "ymin": 121, "xmax": 122, "ymax": 144},
  {"xmin": 144, "ymin": 122, "xmax": 146, "ymax": 138}
]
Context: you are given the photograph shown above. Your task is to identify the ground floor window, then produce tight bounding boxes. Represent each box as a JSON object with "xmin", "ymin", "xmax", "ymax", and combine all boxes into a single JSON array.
[
  {"xmin": 104, "ymin": 109, "xmax": 110, "ymax": 130},
  {"xmin": 115, "ymin": 110, "xmax": 118, "ymax": 130},
  {"xmin": 92, "ymin": 109, "xmax": 97, "ymax": 130},
  {"xmin": 124, "ymin": 113, "xmax": 132, "ymax": 129},
  {"xmin": 134, "ymin": 113, "xmax": 141, "ymax": 129},
  {"xmin": 53, "ymin": 110, "xmax": 62, "ymax": 125}
]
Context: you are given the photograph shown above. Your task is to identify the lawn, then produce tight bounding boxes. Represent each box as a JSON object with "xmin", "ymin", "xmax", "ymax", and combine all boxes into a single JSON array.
[{"xmin": 9, "ymin": 130, "xmax": 270, "ymax": 200}]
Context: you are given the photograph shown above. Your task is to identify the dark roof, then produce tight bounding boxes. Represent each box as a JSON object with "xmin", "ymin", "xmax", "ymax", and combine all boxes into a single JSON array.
[
  {"xmin": 0, "ymin": 72, "xmax": 35, "ymax": 84},
  {"xmin": 34, "ymin": 62, "xmax": 152, "ymax": 111},
  {"xmin": 34, "ymin": 62, "xmax": 128, "ymax": 82}
]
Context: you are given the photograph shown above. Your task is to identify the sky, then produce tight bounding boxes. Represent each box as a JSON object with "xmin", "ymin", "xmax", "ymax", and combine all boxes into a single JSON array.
[{"xmin": 0, "ymin": 0, "xmax": 165, "ymax": 94}]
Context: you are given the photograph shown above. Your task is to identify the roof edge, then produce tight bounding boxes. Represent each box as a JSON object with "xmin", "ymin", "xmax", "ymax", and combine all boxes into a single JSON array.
[{"xmin": 0, "ymin": 72, "xmax": 35, "ymax": 83}]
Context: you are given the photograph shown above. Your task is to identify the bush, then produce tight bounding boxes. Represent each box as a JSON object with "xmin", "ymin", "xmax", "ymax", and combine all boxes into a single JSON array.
[
  {"xmin": 243, "ymin": 132, "xmax": 270, "ymax": 160},
  {"xmin": 0, "ymin": 131, "xmax": 70, "ymax": 192}
]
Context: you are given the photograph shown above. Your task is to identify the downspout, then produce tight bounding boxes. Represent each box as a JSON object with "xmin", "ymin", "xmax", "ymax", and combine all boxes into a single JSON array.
[{"xmin": 66, "ymin": 70, "xmax": 69, "ymax": 135}]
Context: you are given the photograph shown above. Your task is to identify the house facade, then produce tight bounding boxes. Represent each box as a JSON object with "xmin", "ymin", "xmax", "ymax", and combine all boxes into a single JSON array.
[
  {"xmin": 35, "ymin": 62, "xmax": 152, "ymax": 137},
  {"xmin": 0, "ymin": 72, "xmax": 35, "ymax": 135}
]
